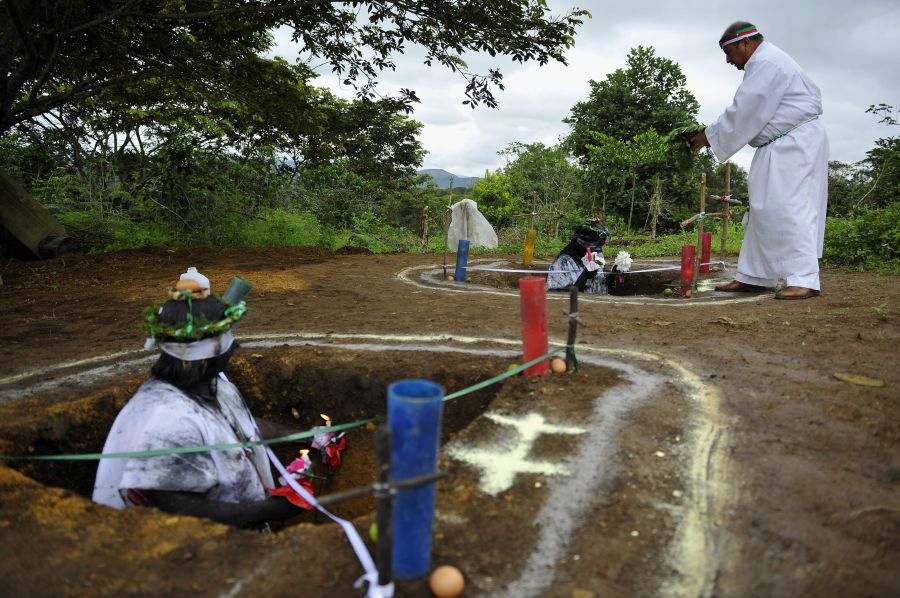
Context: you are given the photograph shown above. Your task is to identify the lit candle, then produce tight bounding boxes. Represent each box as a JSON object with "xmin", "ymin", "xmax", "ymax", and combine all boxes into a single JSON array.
[
  {"xmin": 312, "ymin": 413, "xmax": 335, "ymax": 449},
  {"xmin": 280, "ymin": 449, "xmax": 312, "ymax": 484}
]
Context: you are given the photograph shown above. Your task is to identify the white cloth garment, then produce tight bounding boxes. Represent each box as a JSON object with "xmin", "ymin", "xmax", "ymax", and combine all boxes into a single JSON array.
[
  {"xmin": 447, "ymin": 198, "xmax": 499, "ymax": 249},
  {"xmin": 705, "ymin": 41, "xmax": 829, "ymax": 290},
  {"xmin": 93, "ymin": 376, "xmax": 274, "ymax": 508},
  {"xmin": 546, "ymin": 253, "xmax": 608, "ymax": 294}
]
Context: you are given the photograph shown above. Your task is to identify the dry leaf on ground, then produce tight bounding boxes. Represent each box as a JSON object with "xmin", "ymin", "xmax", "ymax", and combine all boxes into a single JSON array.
[{"xmin": 833, "ymin": 372, "xmax": 886, "ymax": 387}]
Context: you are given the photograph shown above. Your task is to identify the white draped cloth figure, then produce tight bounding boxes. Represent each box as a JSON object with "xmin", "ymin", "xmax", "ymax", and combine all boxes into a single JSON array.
[
  {"xmin": 706, "ymin": 41, "xmax": 829, "ymax": 290},
  {"xmin": 447, "ymin": 198, "xmax": 499, "ymax": 249}
]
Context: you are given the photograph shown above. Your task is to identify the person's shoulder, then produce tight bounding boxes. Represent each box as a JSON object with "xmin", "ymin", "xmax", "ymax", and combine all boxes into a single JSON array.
[
  {"xmin": 111, "ymin": 378, "xmax": 200, "ymax": 434},
  {"xmin": 125, "ymin": 378, "xmax": 195, "ymax": 414},
  {"xmin": 753, "ymin": 42, "xmax": 801, "ymax": 73}
]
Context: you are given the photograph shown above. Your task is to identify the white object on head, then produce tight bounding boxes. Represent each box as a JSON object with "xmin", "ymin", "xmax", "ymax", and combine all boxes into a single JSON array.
[
  {"xmin": 144, "ymin": 330, "xmax": 235, "ymax": 361},
  {"xmin": 180, "ymin": 266, "xmax": 210, "ymax": 290}
]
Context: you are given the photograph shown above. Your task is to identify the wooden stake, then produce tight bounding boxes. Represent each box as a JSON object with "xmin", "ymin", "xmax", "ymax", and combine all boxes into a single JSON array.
[
  {"xmin": 529, "ymin": 191, "xmax": 537, "ymax": 231},
  {"xmin": 374, "ymin": 426, "xmax": 393, "ymax": 588},
  {"xmin": 442, "ymin": 188, "xmax": 453, "ymax": 278},
  {"xmin": 721, "ymin": 162, "xmax": 731, "ymax": 261},
  {"xmin": 692, "ymin": 172, "xmax": 706, "ymax": 289},
  {"xmin": 565, "ymin": 286, "xmax": 579, "ymax": 371}
]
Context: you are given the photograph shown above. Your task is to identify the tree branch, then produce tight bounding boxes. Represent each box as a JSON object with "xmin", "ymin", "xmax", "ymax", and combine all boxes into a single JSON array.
[{"xmin": 123, "ymin": 0, "xmax": 347, "ymax": 21}]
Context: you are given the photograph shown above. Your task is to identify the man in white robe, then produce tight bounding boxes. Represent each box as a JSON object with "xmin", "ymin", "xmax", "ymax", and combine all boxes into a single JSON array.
[{"xmin": 691, "ymin": 22, "xmax": 828, "ymax": 300}]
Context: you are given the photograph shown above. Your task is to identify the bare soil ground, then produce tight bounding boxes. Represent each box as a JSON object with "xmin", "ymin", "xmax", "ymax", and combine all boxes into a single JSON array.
[{"xmin": 0, "ymin": 247, "xmax": 897, "ymax": 597}]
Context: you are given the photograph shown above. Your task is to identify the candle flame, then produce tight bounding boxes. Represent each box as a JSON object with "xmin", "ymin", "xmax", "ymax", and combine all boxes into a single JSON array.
[
  {"xmin": 319, "ymin": 413, "xmax": 332, "ymax": 424},
  {"xmin": 299, "ymin": 449, "xmax": 309, "ymax": 457}
]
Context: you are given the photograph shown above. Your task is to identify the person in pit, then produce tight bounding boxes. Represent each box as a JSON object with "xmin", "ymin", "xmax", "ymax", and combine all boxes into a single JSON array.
[
  {"xmin": 546, "ymin": 220, "xmax": 612, "ymax": 294},
  {"xmin": 92, "ymin": 267, "xmax": 308, "ymax": 529},
  {"xmin": 690, "ymin": 21, "xmax": 828, "ymax": 300}
]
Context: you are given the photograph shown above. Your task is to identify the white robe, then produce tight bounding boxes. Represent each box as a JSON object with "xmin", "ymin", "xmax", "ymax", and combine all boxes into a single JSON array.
[
  {"xmin": 706, "ymin": 41, "xmax": 829, "ymax": 289},
  {"xmin": 93, "ymin": 376, "xmax": 274, "ymax": 509}
]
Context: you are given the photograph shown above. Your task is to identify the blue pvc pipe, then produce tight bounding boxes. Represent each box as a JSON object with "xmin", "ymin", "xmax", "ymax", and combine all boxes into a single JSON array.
[
  {"xmin": 454, "ymin": 239, "xmax": 470, "ymax": 281},
  {"xmin": 388, "ymin": 379, "xmax": 445, "ymax": 579}
]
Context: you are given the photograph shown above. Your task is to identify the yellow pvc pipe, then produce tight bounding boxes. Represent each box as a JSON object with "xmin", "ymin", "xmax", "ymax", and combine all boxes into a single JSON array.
[{"xmin": 523, "ymin": 229, "xmax": 537, "ymax": 267}]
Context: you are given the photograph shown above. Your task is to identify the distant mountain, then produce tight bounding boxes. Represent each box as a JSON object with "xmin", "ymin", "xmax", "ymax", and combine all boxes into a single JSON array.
[{"xmin": 417, "ymin": 168, "xmax": 480, "ymax": 189}]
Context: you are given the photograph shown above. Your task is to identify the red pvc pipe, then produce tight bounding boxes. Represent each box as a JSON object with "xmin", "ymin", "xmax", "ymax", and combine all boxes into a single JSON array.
[
  {"xmin": 680, "ymin": 245, "xmax": 695, "ymax": 292},
  {"xmin": 700, "ymin": 232, "xmax": 712, "ymax": 273},
  {"xmin": 519, "ymin": 277, "xmax": 550, "ymax": 376}
]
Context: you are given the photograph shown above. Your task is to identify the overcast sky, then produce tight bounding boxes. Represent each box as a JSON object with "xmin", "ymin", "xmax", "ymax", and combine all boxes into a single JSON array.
[{"xmin": 270, "ymin": 0, "xmax": 900, "ymax": 177}]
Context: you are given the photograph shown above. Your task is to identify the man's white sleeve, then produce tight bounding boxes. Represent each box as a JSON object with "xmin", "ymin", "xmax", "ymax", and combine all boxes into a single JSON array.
[{"xmin": 706, "ymin": 59, "xmax": 790, "ymax": 162}]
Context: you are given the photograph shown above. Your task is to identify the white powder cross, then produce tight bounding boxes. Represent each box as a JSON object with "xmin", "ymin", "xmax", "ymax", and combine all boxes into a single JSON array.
[{"xmin": 446, "ymin": 412, "xmax": 587, "ymax": 495}]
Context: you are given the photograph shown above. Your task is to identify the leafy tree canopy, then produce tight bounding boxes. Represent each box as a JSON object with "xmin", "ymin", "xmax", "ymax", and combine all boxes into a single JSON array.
[
  {"xmin": 1, "ymin": 0, "xmax": 589, "ymax": 135},
  {"xmin": 565, "ymin": 45, "xmax": 699, "ymax": 160},
  {"xmin": 291, "ymin": 93, "xmax": 425, "ymax": 188}
]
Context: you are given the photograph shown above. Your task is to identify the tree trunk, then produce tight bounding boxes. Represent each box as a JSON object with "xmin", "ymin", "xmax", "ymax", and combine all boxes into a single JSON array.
[
  {"xmin": 650, "ymin": 175, "xmax": 661, "ymax": 239},
  {"xmin": 0, "ymin": 167, "xmax": 79, "ymax": 259},
  {"xmin": 627, "ymin": 171, "xmax": 636, "ymax": 230}
]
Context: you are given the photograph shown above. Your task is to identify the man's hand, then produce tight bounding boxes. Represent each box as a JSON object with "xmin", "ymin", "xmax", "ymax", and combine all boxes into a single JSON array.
[{"xmin": 690, "ymin": 130, "xmax": 710, "ymax": 152}]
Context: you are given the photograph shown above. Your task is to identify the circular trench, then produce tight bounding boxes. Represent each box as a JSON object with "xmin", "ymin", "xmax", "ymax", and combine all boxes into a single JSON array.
[{"xmin": 398, "ymin": 258, "xmax": 769, "ymax": 306}]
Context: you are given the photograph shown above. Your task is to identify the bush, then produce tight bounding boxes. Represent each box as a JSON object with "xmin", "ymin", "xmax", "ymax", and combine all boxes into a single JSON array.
[
  {"xmin": 57, "ymin": 211, "xmax": 176, "ymax": 251},
  {"xmin": 217, "ymin": 208, "xmax": 326, "ymax": 248},
  {"xmin": 823, "ymin": 202, "xmax": 900, "ymax": 273}
]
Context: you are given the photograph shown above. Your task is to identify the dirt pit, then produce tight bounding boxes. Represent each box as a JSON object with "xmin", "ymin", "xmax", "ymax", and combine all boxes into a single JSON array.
[{"xmin": 0, "ymin": 345, "xmax": 509, "ymax": 523}]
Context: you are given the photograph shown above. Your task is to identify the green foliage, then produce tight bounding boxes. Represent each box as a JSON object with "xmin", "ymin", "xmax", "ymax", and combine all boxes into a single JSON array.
[
  {"xmin": 586, "ymin": 128, "xmax": 672, "ymax": 228},
  {"xmin": 218, "ymin": 209, "xmax": 327, "ymax": 249},
  {"xmin": 828, "ymin": 161, "xmax": 869, "ymax": 217},
  {"xmin": 487, "ymin": 217, "xmax": 745, "ymax": 262},
  {"xmin": 470, "ymin": 171, "xmax": 520, "ymax": 227},
  {"xmin": 860, "ymin": 104, "xmax": 900, "ymax": 208},
  {"xmin": 291, "ymin": 94, "xmax": 425, "ymax": 189},
  {"xmin": 663, "ymin": 120, "xmax": 706, "ymax": 172},
  {"xmin": 608, "ymin": 221, "xmax": 745, "ymax": 258},
  {"xmin": 56, "ymin": 211, "xmax": 174, "ymax": 251},
  {"xmin": 566, "ymin": 46, "xmax": 705, "ymax": 232},
  {"xmin": 826, "ymin": 104, "xmax": 899, "ymax": 217},
  {"xmin": 822, "ymin": 202, "xmax": 900, "ymax": 273},
  {"xmin": 1, "ymin": 0, "xmax": 588, "ymax": 137},
  {"xmin": 0, "ymin": 134, "xmax": 56, "ymax": 185},
  {"xmin": 566, "ymin": 46, "xmax": 700, "ymax": 160}
]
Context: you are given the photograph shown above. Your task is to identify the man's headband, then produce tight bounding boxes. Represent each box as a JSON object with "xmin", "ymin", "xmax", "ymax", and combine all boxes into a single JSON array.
[
  {"xmin": 145, "ymin": 330, "xmax": 236, "ymax": 361},
  {"xmin": 720, "ymin": 25, "xmax": 760, "ymax": 48}
]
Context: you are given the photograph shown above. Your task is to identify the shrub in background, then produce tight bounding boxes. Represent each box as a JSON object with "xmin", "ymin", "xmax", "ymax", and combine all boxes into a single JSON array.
[{"xmin": 823, "ymin": 202, "xmax": 900, "ymax": 273}]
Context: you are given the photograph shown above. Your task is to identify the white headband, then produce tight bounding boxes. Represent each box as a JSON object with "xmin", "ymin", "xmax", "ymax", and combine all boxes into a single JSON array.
[
  {"xmin": 720, "ymin": 26, "xmax": 760, "ymax": 48},
  {"xmin": 144, "ymin": 330, "xmax": 235, "ymax": 361}
]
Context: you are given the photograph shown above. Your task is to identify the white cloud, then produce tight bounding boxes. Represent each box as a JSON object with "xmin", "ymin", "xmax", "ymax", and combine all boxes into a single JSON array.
[{"xmin": 269, "ymin": 0, "xmax": 900, "ymax": 177}]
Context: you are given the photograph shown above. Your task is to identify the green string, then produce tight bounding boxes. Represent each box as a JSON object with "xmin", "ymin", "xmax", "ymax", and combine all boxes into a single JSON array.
[
  {"xmin": 0, "ymin": 419, "xmax": 376, "ymax": 462},
  {"xmin": 443, "ymin": 345, "xmax": 569, "ymax": 402},
  {"xmin": 0, "ymin": 346, "xmax": 574, "ymax": 462},
  {"xmin": 183, "ymin": 291, "xmax": 194, "ymax": 336}
]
